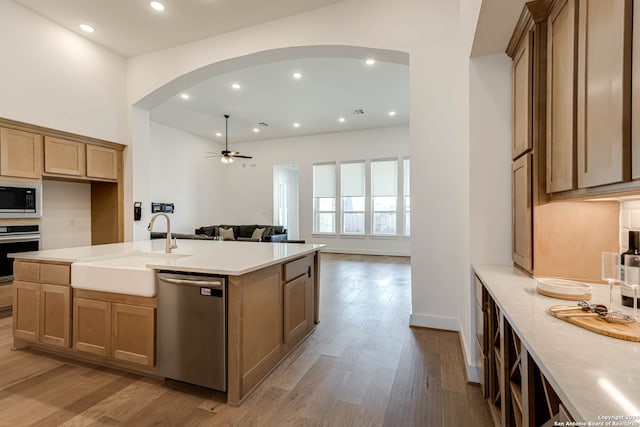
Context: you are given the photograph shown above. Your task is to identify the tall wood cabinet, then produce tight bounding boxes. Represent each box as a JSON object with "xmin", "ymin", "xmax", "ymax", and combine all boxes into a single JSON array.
[
  {"xmin": 576, "ymin": 0, "xmax": 631, "ymax": 188},
  {"xmin": 546, "ymin": 0, "xmax": 577, "ymax": 193}
]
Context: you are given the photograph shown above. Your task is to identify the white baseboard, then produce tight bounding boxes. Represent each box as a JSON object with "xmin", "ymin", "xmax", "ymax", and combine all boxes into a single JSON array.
[
  {"xmin": 321, "ymin": 248, "xmax": 410, "ymax": 257},
  {"xmin": 459, "ymin": 326, "xmax": 480, "ymax": 383},
  {"xmin": 409, "ymin": 313, "xmax": 459, "ymax": 331}
]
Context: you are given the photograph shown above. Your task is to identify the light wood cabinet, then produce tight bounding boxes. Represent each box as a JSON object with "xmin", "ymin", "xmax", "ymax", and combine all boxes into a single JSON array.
[
  {"xmin": 0, "ymin": 284, "xmax": 13, "ymax": 309},
  {"xmin": 632, "ymin": 0, "xmax": 640, "ymax": 179},
  {"xmin": 546, "ymin": 0, "xmax": 577, "ymax": 193},
  {"xmin": 512, "ymin": 32, "xmax": 533, "ymax": 160},
  {"xmin": 12, "ymin": 261, "xmax": 72, "ymax": 348},
  {"xmin": 43, "ymin": 137, "xmax": 86, "ymax": 177},
  {"xmin": 73, "ymin": 297, "xmax": 111, "ymax": 357},
  {"xmin": 513, "ymin": 154, "xmax": 532, "ymax": 272},
  {"xmin": 0, "ymin": 127, "xmax": 42, "ymax": 179},
  {"xmin": 576, "ymin": 0, "xmax": 631, "ymax": 188},
  {"xmin": 86, "ymin": 145, "xmax": 118, "ymax": 180},
  {"xmin": 13, "ymin": 281, "xmax": 40, "ymax": 342},
  {"xmin": 283, "ymin": 274, "xmax": 312, "ymax": 347},
  {"xmin": 40, "ymin": 284, "xmax": 71, "ymax": 348},
  {"xmin": 111, "ymin": 303, "xmax": 155, "ymax": 367}
]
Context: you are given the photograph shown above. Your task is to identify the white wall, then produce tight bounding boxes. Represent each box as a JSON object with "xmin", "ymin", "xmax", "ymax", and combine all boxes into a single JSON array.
[
  {"xmin": 219, "ymin": 126, "xmax": 410, "ymax": 255},
  {"xmin": 124, "ymin": 0, "xmax": 472, "ymax": 335},
  {"xmin": 148, "ymin": 121, "xmax": 224, "ymax": 234},
  {"xmin": 0, "ymin": 0, "xmax": 127, "ymax": 143},
  {"xmin": 41, "ymin": 180, "xmax": 92, "ymax": 250},
  {"xmin": 463, "ymin": 52, "xmax": 513, "ymax": 381}
]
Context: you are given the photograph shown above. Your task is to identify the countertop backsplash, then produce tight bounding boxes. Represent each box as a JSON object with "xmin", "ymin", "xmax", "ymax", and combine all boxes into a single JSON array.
[{"xmin": 619, "ymin": 199, "xmax": 640, "ymax": 251}]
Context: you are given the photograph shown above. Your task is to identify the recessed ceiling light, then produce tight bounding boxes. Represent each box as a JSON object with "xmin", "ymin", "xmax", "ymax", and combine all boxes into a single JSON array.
[
  {"xmin": 253, "ymin": 128, "xmax": 260, "ymax": 133},
  {"xmin": 293, "ymin": 123, "xmax": 300, "ymax": 128},
  {"xmin": 388, "ymin": 110, "xmax": 397, "ymax": 116},
  {"xmin": 365, "ymin": 58, "xmax": 376, "ymax": 66},
  {"xmin": 231, "ymin": 83, "xmax": 241, "ymax": 90},
  {"xmin": 79, "ymin": 24, "xmax": 95, "ymax": 33},
  {"xmin": 292, "ymin": 72, "xmax": 302, "ymax": 79},
  {"xmin": 338, "ymin": 117, "xmax": 345, "ymax": 123},
  {"xmin": 150, "ymin": 1, "xmax": 165, "ymax": 11},
  {"xmin": 215, "ymin": 132, "xmax": 222, "ymax": 137},
  {"xmin": 180, "ymin": 93, "xmax": 190, "ymax": 100}
]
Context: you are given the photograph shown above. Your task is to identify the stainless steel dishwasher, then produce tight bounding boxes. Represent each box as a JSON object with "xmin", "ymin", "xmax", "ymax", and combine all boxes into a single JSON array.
[{"xmin": 157, "ymin": 270, "xmax": 226, "ymax": 391}]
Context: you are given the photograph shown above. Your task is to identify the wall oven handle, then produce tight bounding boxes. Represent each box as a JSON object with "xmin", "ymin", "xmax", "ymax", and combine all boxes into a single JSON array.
[
  {"xmin": 0, "ymin": 234, "xmax": 40, "ymax": 243},
  {"xmin": 158, "ymin": 276, "xmax": 223, "ymax": 287}
]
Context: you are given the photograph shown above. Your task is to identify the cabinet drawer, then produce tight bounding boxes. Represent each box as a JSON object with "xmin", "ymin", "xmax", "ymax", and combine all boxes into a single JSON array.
[
  {"xmin": 40, "ymin": 263, "xmax": 70, "ymax": 285},
  {"xmin": 13, "ymin": 261, "xmax": 40, "ymax": 282},
  {"xmin": 283, "ymin": 255, "xmax": 312, "ymax": 282}
]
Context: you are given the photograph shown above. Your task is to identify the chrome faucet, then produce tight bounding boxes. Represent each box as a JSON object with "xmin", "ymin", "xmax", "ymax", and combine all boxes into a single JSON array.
[{"xmin": 147, "ymin": 213, "xmax": 177, "ymax": 253}]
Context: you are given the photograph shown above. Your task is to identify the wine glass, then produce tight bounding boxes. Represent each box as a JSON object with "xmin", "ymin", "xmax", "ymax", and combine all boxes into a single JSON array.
[
  {"xmin": 624, "ymin": 255, "xmax": 640, "ymax": 321},
  {"xmin": 601, "ymin": 252, "xmax": 620, "ymax": 308}
]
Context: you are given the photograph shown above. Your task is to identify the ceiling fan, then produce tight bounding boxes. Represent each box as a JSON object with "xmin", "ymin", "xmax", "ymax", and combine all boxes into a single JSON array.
[{"xmin": 207, "ymin": 114, "xmax": 253, "ymax": 164}]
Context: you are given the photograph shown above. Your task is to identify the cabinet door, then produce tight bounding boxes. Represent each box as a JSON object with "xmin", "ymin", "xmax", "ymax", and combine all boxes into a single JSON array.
[
  {"xmin": 40, "ymin": 284, "xmax": 71, "ymax": 348},
  {"xmin": 111, "ymin": 303, "xmax": 155, "ymax": 366},
  {"xmin": 512, "ymin": 32, "xmax": 533, "ymax": 160},
  {"xmin": 0, "ymin": 283, "xmax": 13, "ymax": 309},
  {"xmin": 73, "ymin": 298, "xmax": 111, "ymax": 357},
  {"xmin": 283, "ymin": 275, "xmax": 311, "ymax": 348},
  {"xmin": 43, "ymin": 137, "xmax": 86, "ymax": 176},
  {"xmin": 86, "ymin": 145, "xmax": 118, "ymax": 180},
  {"xmin": 632, "ymin": 0, "xmax": 640, "ymax": 179},
  {"xmin": 577, "ymin": 0, "xmax": 631, "ymax": 188},
  {"xmin": 13, "ymin": 281, "xmax": 40, "ymax": 342},
  {"xmin": 0, "ymin": 127, "xmax": 42, "ymax": 179},
  {"xmin": 513, "ymin": 154, "xmax": 532, "ymax": 272},
  {"xmin": 547, "ymin": 0, "xmax": 577, "ymax": 193}
]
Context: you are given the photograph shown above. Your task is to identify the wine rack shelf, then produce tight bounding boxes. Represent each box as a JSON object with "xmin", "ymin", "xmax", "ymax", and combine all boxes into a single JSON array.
[{"xmin": 476, "ymin": 272, "xmax": 575, "ymax": 427}]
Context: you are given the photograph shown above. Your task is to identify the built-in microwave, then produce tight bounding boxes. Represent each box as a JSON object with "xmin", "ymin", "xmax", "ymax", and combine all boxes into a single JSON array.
[{"xmin": 0, "ymin": 181, "xmax": 42, "ymax": 218}]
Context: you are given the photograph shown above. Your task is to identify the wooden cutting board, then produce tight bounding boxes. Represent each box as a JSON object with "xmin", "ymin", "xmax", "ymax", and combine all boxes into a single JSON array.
[{"xmin": 549, "ymin": 306, "xmax": 640, "ymax": 342}]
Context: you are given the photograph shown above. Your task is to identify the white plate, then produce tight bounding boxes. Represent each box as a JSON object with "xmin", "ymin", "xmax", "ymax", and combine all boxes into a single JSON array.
[{"xmin": 536, "ymin": 277, "xmax": 593, "ymax": 296}]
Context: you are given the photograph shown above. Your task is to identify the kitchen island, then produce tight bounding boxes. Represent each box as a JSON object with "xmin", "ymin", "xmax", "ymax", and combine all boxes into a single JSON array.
[
  {"xmin": 11, "ymin": 239, "xmax": 323, "ymax": 405},
  {"xmin": 474, "ymin": 265, "xmax": 640, "ymax": 424}
]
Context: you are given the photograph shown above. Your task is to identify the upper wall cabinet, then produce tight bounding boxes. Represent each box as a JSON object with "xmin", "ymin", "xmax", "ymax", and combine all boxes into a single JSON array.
[
  {"xmin": 576, "ymin": 0, "xmax": 631, "ymax": 188},
  {"xmin": 86, "ymin": 145, "xmax": 118, "ymax": 181},
  {"xmin": 44, "ymin": 137, "xmax": 86, "ymax": 177},
  {"xmin": 512, "ymin": 32, "xmax": 534, "ymax": 160},
  {"xmin": 546, "ymin": 0, "xmax": 577, "ymax": 193},
  {"xmin": 0, "ymin": 127, "xmax": 42, "ymax": 180},
  {"xmin": 632, "ymin": 1, "xmax": 640, "ymax": 179}
]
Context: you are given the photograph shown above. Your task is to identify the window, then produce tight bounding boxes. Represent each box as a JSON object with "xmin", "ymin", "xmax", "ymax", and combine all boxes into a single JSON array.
[
  {"xmin": 371, "ymin": 159, "xmax": 398, "ymax": 235},
  {"xmin": 313, "ymin": 163, "xmax": 336, "ymax": 233},
  {"xmin": 341, "ymin": 161, "xmax": 365, "ymax": 234},
  {"xmin": 404, "ymin": 158, "xmax": 410, "ymax": 235}
]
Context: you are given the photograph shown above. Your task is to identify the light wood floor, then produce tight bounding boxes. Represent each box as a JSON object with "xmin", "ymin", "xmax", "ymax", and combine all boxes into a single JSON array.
[{"xmin": 0, "ymin": 253, "xmax": 492, "ymax": 426}]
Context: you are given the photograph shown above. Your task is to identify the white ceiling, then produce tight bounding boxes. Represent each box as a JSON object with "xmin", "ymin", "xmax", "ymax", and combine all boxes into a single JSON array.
[
  {"xmin": 150, "ymin": 57, "xmax": 409, "ymax": 144},
  {"xmin": 11, "ymin": 0, "xmax": 521, "ymax": 144},
  {"xmin": 13, "ymin": 0, "xmax": 345, "ymax": 57}
]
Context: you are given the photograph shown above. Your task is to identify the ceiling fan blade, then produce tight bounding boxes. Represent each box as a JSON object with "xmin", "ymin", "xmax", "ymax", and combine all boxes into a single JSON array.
[{"xmin": 234, "ymin": 155, "xmax": 253, "ymax": 159}]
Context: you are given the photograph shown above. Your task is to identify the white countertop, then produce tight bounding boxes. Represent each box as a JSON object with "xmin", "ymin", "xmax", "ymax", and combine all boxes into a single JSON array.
[
  {"xmin": 11, "ymin": 239, "xmax": 324, "ymax": 276},
  {"xmin": 474, "ymin": 264, "xmax": 640, "ymax": 423}
]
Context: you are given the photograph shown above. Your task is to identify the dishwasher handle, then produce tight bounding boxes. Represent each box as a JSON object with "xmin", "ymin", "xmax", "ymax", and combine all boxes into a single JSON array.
[{"xmin": 159, "ymin": 276, "xmax": 224, "ymax": 288}]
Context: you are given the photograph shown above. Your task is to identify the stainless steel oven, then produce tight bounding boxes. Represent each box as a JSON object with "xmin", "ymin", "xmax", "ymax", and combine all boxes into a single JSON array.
[
  {"xmin": 0, "ymin": 181, "xmax": 42, "ymax": 219},
  {"xmin": 0, "ymin": 224, "xmax": 39, "ymax": 315},
  {"xmin": 0, "ymin": 224, "xmax": 40, "ymax": 282}
]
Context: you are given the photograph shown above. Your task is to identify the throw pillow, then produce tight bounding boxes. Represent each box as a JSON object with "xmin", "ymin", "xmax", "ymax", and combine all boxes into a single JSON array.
[
  {"xmin": 251, "ymin": 227, "xmax": 266, "ymax": 241},
  {"xmin": 219, "ymin": 227, "xmax": 235, "ymax": 240}
]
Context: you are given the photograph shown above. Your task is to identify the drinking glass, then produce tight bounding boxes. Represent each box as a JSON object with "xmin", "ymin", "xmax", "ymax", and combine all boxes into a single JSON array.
[
  {"xmin": 624, "ymin": 255, "xmax": 640, "ymax": 321},
  {"xmin": 601, "ymin": 252, "xmax": 620, "ymax": 307}
]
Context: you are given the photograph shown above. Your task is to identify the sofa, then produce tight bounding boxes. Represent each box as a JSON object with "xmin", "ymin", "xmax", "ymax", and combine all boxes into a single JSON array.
[
  {"xmin": 195, "ymin": 224, "xmax": 288, "ymax": 242},
  {"xmin": 150, "ymin": 224, "xmax": 288, "ymax": 242}
]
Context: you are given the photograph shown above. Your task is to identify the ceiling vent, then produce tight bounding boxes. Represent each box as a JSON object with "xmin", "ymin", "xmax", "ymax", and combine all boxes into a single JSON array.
[
  {"xmin": 258, "ymin": 122, "xmax": 269, "ymax": 127},
  {"xmin": 352, "ymin": 109, "xmax": 365, "ymax": 115}
]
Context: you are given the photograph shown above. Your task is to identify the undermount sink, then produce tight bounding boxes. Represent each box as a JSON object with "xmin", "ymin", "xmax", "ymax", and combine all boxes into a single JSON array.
[{"xmin": 71, "ymin": 251, "xmax": 191, "ymax": 297}]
